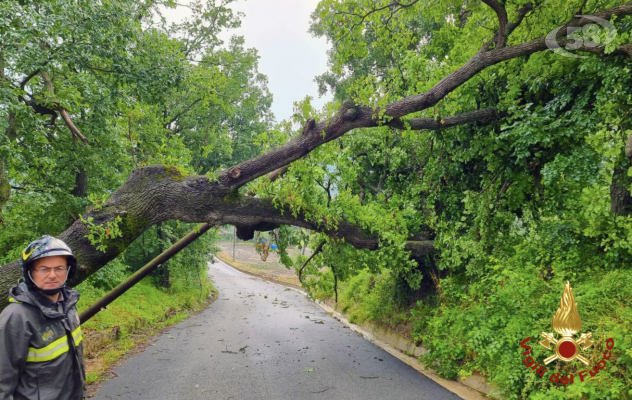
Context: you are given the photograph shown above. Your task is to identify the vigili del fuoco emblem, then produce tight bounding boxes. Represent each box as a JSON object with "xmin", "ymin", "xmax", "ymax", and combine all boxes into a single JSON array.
[{"xmin": 539, "ymin": 281, "xmax": 594, "ymax": 365}]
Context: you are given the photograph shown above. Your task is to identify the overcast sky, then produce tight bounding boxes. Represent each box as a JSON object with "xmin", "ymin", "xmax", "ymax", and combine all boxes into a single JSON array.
[{"xmin": 164, "ymin": 0, "xmax": 332, "ymax": 123}]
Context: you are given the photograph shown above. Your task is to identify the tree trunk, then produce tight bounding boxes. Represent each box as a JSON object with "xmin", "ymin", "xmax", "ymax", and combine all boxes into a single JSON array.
[
  {"xmin": 156, "ymin": 222, "xmax": 171, "ymax": 288},
  {"xmin": 0, "ymin": 156, "xmax": 9, "ymax": 225},
  {"xmin": 610, "ymin": 155, "xmax": 632, "ymax": 216},
  {"xmin": 71, "ymin": 166, "xmax": 88, "ymax": 198}
]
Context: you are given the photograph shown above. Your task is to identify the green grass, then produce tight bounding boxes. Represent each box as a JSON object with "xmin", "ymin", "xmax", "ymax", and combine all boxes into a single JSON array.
[
  {"xmin": 76, "ymin": 277, "xmax": 216, "ymax": 384},
  {"xmin": 318, "ymin": 268, "xmax": 412, "ymax": 331}
]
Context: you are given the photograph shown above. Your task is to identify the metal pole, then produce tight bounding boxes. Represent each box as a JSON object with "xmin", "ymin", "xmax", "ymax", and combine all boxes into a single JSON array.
[
  {"xmin": 80, "ymin": 223, "xmax": 213, "ymax": 324},
  {"xmin": 233, "ymin": 225, "xmax": 236, "ymax": 261}
]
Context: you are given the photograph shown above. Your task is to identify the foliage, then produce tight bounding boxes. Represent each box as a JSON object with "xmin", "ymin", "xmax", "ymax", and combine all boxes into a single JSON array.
[
  {"xmin": 0, "ymin": 0, "xmax": 268, "ymax": 372},
  {"xmin": 0, "ymin": 0, "xmax": 272, "ymax": 258},
  {"xmin": 78, "ymin": 266, "xmax": 214, "ymax": 339},
  {"xmin": 77, "ymin": 271, "xmax": 215, "ymax": 384},
  {"xmin": 271, "ymin": 1, "xmax": 632, "ymax": 399},
  {"xmin": 335, "ymin": 269, "xmax": 412, "ymax": 328},
  {"xmin": 80, "ymin": 215, "xmax": 124, "ymax": 253}
]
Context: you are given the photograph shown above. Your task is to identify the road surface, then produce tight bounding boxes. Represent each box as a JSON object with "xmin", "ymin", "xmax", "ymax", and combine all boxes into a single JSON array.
[{"xmin": 92, "ymin": 259, "xmax": 463, "ymax": 400}]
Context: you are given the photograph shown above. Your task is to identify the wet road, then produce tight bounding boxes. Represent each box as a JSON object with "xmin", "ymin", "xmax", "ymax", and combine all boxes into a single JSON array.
[{"xmin": 92, "ymin": 259, "xmax": 463, "ymax": 400}]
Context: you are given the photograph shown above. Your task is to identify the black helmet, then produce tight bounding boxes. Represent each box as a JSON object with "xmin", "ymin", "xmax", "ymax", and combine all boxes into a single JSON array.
[{"xmin": 20, "ymin": 235, "xmax": 77, "ymax": 295}]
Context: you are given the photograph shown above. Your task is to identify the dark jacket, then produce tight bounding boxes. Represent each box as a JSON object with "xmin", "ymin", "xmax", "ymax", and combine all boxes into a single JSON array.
[{"xmin": 0, "ymin": 281, "xmax": 85, "ymax": 400}]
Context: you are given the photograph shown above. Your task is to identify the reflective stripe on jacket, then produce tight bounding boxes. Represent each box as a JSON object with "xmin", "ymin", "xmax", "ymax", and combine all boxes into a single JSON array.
[{"xmin": 0, "ymin": 281, "xmax": 85, "ymax": 400}]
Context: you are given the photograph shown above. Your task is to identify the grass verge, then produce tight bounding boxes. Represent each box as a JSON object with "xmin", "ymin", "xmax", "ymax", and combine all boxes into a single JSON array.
[
  {"xmin": 76, "ymin": 278, "xmax": 217, "ymax": 391},
  {"xmin": 313, "ymin": 266, "xmax": 632, "ymax": 399}
]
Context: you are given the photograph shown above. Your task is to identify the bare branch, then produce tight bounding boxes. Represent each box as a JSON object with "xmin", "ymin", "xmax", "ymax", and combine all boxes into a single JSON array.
[
  {"xmin": 40, "ymin": 71, "xmax": 88, "ymax": 144},
  {"xmin": 299, "ymin": 240, "xmax": 326, "ymax": 283},
  {"xmin": 20, "ymin": 69, "xmax": 41, "ymax": 90},
  {"xmin": 164, "ymin": 98, "xmax": 203, "ymax": 129},
  {"xmin": 57, "ymin": 107, "xmax": 88, "ymax": 144},
  {"xmin": 334, "ymin": 1, "xmax": 420, "ymax": 45},
  {"xmin": 246, "ymin": 166, "xmax": 289, "ymax": 197}
]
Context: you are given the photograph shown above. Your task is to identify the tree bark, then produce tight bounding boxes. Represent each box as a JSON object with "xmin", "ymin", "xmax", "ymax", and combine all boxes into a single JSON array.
[
  {"xmin": 0, "ymin": 156, "xmax": 9, "ymax": 225},
  {"xmin": 0, "ymin": 165, "xmax": 436, "ymax": 310},
  {"xmin": 611, "ymin": 156, "xmax": 632, "ymax": 216},
  {"xmin": 156, "ymin": 222, "xmax": 171, "ymax": 288},
  {"xmin": 71, "ymin": 166, "xmax": 88, "ymax": 198}
]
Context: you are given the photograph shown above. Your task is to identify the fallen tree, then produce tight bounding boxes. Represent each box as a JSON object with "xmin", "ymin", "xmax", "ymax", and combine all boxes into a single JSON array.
[{"xmin": 2, "ymin": 1, "xmax": 632, "ymax": 312}]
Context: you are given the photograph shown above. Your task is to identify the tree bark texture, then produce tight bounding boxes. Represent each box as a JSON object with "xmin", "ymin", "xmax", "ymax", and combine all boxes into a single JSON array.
[
  {"xmin": 0, "ymin": 156, "xmax": 9, "ymax": 225},
  {"xmin": 0, "ymin": 165, "xmax": 435, "ymax": 310},
  {"xmin": 156, "ymin": 222, "xmax": 171, "ymax": 288},
  {"xmin": 611, "ymin": 156, "xmax": 632, "ymax": 216}
]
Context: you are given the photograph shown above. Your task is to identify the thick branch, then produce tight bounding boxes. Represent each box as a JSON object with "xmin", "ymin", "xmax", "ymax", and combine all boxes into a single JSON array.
[
  {"xmin": 388, "ymin": 108, "xmax": 500, "ymax": 130},
  {"xmin": 581, "ymin": 43, "xmax": 632, "ymax": 61},
  {"xmin": 218, "ymin": 105, "xmax": 500, "ymax": 191},
  {"xmin": 217, "ymin": 3, "xmax": 632, "ymax": 192},
  {"xmin": 482, "ymin": 0, "xmax": 508, "ymax": 48},
  {"xmin": 246, "ymin": 166, "xmax": 289, "ymax": 197},
  {"xmin": 386, "ymin": 3, "xmax": 632, "ymax": 118},
  {"xmin": 2, "ymin": 3, "xmax": 630, "ymax": 312},
  {"xmin": 40, "ymin": 71, "xmax": 89, "ymax": 143},
  {"xmin": 20, "ymin": 69, "xmax": 41, "ymax": 90},
  {"xmin": 0, "ymin": 165, "xmax": 436, "ymax": 310}
]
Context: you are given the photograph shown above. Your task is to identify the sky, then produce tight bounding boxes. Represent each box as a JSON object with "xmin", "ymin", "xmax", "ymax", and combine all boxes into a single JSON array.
[{"xmin": 163, "ymin": 0, "xmax": 332, "ymax": 123}]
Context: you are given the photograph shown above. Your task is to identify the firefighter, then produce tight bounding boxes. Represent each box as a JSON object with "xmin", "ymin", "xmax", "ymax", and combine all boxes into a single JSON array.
[{"xmin": 0, "ymin": 235, "xmax": 85, "ymax": 400}]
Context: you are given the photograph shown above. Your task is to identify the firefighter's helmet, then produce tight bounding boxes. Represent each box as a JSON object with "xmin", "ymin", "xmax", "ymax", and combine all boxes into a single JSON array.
[{"xmin": 20, "ymin": 235, "xmax": 77, "ymax": 294}]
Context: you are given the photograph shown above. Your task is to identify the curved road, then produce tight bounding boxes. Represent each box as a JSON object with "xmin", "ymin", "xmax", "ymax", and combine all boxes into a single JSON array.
[{"xmin": 93, "ymin": 259, "xmax": 463, "ymax": 400}]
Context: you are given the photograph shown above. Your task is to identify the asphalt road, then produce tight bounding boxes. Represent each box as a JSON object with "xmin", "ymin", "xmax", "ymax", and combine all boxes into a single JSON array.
[{"xmin": 92, "ymin": 259, "xmax": 463, "ymax": 400}]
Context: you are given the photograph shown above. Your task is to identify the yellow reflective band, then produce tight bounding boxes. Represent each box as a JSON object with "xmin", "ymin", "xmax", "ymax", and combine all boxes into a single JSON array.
[
  {"xmin": 27, "ymin": 335, "xmax": 69, "ymax": 363},
  {"xmin": 26, "ymin": 344, "xmax": 69, "ymax": 362},
  {"xmin": 29, "ymin": 334, "xmax": 67, "ymax": 355},
  {"xmin": 26, "ymin": 327, "xmax": 83, "ymax": 362},
  {"xmin": 72, "ymin": 327, "xmax": 83, "ymax": 346},
  {"xmin": 8, "ymin": 297, "xmax": 21, "ymax": 304}
]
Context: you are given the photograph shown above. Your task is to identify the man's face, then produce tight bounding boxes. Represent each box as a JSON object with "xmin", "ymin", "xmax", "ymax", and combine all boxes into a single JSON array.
[{"xmin": 31, "ymin": 255, "xmax": 69, "ymax": 290}]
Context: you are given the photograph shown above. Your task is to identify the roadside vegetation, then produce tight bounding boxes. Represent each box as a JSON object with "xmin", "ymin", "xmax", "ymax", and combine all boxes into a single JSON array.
[
  {"xmin": 77, "ymin": 222, "xmax": 217, "ymax": 384},
  {"xmin": 78, "ymin": 277, "xmax": 215, "ymax": 384},
  {"xmin": 0, "ymin": 0, "xmax": 269, "ymax": 380},
  {"xmin": 308, "ymin": 262, "xmax": 632, "ymax": 399}
]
